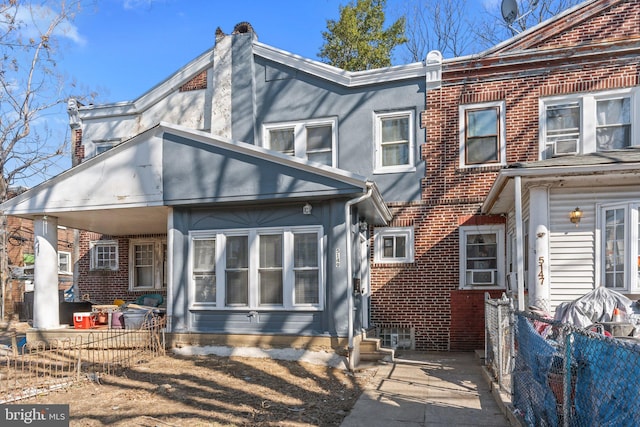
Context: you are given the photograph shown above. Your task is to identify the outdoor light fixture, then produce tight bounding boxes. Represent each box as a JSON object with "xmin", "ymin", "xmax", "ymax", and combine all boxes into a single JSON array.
[
  {"xmin": 303, "ymin": 203, "xmax": 312, "ymax": 215},
  {"xmin": 569, "ymin": 207, "xmax": 582, "ymax": 226}
]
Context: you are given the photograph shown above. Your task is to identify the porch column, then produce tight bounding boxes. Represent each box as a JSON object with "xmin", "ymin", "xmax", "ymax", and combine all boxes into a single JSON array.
[
  {"xmin": 529, "ymin": 186, "xmax": 551, "ymax": 313},
  {"xmin": 33, "ymin": 215, "xmax": 60, "ymax": 329}
]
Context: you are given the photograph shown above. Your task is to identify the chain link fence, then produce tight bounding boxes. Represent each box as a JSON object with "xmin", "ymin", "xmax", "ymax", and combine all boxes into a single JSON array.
[
  {"xmin": 485, "ymin": 295, "xmax": 640, "ymax": 426},
  {"xmin": 485, "ymin": 293, "xmax": 513, "ymax": 394}
]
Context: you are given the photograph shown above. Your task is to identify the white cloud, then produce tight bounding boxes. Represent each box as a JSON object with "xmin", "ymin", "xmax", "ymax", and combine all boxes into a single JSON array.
[
  {"xmin": 11, "ymin": 4, "xmax": 86, "ymax": 46},
  {"xmin": 123, "ymin": 0, "xmax": 162, "ymax": 10}
]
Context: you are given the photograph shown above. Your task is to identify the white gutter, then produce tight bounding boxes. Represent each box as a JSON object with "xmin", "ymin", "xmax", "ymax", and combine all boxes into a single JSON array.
[
  {"xmin": 514, "ymin": 176, "xmax": 525, "ymax": 311},
  {"xmin": 344, "ymin": 183, "xmax": 374, "ymax": 371}
]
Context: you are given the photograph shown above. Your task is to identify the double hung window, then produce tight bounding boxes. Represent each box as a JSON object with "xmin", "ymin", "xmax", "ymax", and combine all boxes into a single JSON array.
[
  {"xmin": 374, "ymin": 110, "xmax": 415, "ymax": 173},
  {"xmin": 459, "ymin": 225, "xmax": 505, "ymax": 289},
  {"xmin": 540, "ymin": 89, "xmax": 638, "ymax": 159},
  {"xmin": 263, "ymin": 118, "xmax": 336, "ymax": 166},
  {"xmin": 129, "ymin": 239, "xmax": 167, "ymax": 290},
  {"xmin": 190, "ymin": 227, "xmax": 323, "ymax": 310},
  {"xmin": 459, "ymin": 101, "xmax": 506, "ymax": 168}
]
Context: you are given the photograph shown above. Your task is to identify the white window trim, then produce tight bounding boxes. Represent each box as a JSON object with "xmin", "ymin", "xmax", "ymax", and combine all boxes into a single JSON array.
[
  {"xmin": 92, "ymin": 138, "xmax": 121, "ymax": 157},
  {"xmin": 373, "ymin": 227, "xmax": 415, "ymax": 263},
  {"xmin": 458, "ymin": 101, "xmax": 506, "ymax": 169},
  {"xmin": 129, "ymin": 238, "xmax": 167, "ymax": 291},
  {"xmin": 262, "ymin": 117, "xmax": 338, "ymax": 167},
  {"xmin": 596, "ymin": 201, "xmax": 640, "ymax": 293},
  {"xmin": 373, "ymin": 110, "xmax": 416, "ymax": 174},
  {"xmin": 188, "ymin": 226, "xmax": 325, "ymax": 311},
  {"xmin": 459, "ymin": 225, "xmax": 506, "ymax": 290},
  {"xmin": 89, "ymin": 240, "xmax": 118, "ymax": 271},
  {"xmin": 539, "ymin": 87, "xmax": 640, "ymax": 159},
  {"xmin": 58, "ymin": 251, "xmax": 72, "ymax": 275}
]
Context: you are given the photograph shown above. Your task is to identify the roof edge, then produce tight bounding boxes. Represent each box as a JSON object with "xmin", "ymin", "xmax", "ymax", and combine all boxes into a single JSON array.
[{"xmin": 252, "ymin": 41, "xmax": 426, "ymax": 86}]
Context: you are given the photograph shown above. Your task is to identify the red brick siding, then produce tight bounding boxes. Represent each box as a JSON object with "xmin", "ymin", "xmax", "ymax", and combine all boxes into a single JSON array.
[
  {"xmin": 450, "ymin": 289, "xmax": 504, "ymax": 351},
  {"xmin": 72, "ymin": 128, "xmax": 84, "ymax": 166},
  {"xmin": 76, "ymin": 232, "xmax": 167, "ymax": 305},
  {"xmin": 533, "ymin": 0, "xmax": 640, "ymax": 50},
  {"xmin": 371, "ymin": 1, "xmax": 640, "ymax": 351},
  {"xmin": 179, "ymin": 70, "xmax": 208, "ymax": 92}
]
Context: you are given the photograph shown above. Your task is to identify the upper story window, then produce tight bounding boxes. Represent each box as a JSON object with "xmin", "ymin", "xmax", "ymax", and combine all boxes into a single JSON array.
[
  {"xmin": 93, "ymin": 138, "xmax": 121, "ymax": 156},
  {"xmin": 459, "ymin": 101, "xmax": 506, "ymax": 168},
  {"xmin": 459, "ymin": 225, "xmax": 505, "ymax": 289},
  {"xmin": 374, "ymin": 110, "xmax": 415, "ymax": 173},
  {"xmin": 263, "ymin": 118, "xmax": 337, "ymax": 167},
  {"xmin": 129, "ymin": 238, "xmax": 167, "ymax": 291},
  {"xmin": 189, "ymin": 226, "xmax": 323, "ymax": 310},
  {"xmin": 90, "ymin": 240, "xmax": 118, "ymax": 271},
  {"xmin": 540, "ymin": 88, "xmax": 639, "ymax": 159},
  {"xmin": 373, "ymin": 227, "xmax": 414, "ymax": 263}
]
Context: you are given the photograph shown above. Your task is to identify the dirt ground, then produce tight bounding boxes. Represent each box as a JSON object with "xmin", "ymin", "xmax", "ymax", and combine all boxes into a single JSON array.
[{"xmin": 18, "ymin": 352, "xmax": 377, "ymax": 427}]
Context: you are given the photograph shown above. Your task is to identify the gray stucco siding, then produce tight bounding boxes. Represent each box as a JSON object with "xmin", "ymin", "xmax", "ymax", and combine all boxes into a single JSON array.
[
  {"xmin": 232, "ymin": 33, "xmax": 257, "ymax": 145},
  {"xmin": 169, "ymin": 200, "xmax": 351, "ymax": 337},
  {"xmin": 162, "ymin": 133, "xmax": 365, "ymax": 205},
  {"xmin": 252, "ymin": 56, "xmax": 426, "ymax": 202},
  {"xmin": 190, "ymin": 311, "xmax": 326, "ymax": 335}
]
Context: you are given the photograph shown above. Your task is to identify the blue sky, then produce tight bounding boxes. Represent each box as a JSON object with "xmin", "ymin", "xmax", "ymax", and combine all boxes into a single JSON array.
[{"xmin": 61, "ymin": 0, "xmax": 406, "ymax": 103}]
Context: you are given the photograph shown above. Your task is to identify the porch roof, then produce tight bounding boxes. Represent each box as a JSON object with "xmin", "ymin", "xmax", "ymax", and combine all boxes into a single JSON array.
[
  {"xmin": 483, "ymin": 148, "xmax": 640, "ymax": 214},
  {"xmin": 1, "ymin": 123, "xmax": 390, "ymax": 235}
]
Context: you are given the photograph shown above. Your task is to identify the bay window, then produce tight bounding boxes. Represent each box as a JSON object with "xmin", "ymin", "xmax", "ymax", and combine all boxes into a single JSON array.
[{"xmin": 190, "ymin": 226, "xmax": 323, "ymax": 310}]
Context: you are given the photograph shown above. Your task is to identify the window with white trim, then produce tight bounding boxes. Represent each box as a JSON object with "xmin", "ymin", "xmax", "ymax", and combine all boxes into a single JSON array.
[
  {"xmin": 189, "ymin": 226, "xmax": 323, "ymax": 310},
  {"xmin": 600, "ymin": 202, "xmax": 640, "ymax": 292},
  {"xmin": 93, "ymin": 138, "xmax": 121, "ymax": 157},
  {"xmin": 459, "ymin": 101, "xmax": 506, "ymax": 168},
  {"xmin": 58, "ymin": 251, "xmax": 72, "ymax": 274},
  {"xmin": 90, "ymin": 240, "xmax": 118, "ymax": 271},
  {"xmin": 459, "ymin": 225, "xmax": 505, "ymax": 289},
  {"xmin": 263, "ymin": 118, "xmax": 337, "ymax": 166},
  {"xmin": 540, "ymin": 88, "xmax": 639, "ymax": 159},
  {"xmin": 374, "ymin": 227, "xmax": 414, "ymax": 263},
  {"xmin": 129, "ymin": 238, "xmax": 166, "ymax": 290},
  {"xmin": 374, "ymin": 110, "xmax": 415, "ymax": 173}
]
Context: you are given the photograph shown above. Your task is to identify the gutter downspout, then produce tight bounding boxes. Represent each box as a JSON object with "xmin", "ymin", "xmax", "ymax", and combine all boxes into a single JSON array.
[
  {"xmin": 345, "ymin": 183, "xmax": 374, "ymax": 371},
  {"xmin": 514, "ymin": 176, "xmax": 525, "ymax": 311}
]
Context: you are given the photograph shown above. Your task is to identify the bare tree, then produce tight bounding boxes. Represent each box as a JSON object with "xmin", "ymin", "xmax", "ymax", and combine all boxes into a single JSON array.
[
  {"xmin": 402, "ymin": 0, "xmax": 585, "ymax": 61},
  {"xmin": 0, "ymin": 0, "xmax": 92, "ymax": 201},
  {"xmin": 0, "ymin": 0, "xmax": 91, "ymax": 320},
  {"xmin": 474, "ymin": 0, "xmax": 584, "ymax": 50},
  {"xmin": 403, "ymin": 0, "xmax": 477, "ymax": 62}
]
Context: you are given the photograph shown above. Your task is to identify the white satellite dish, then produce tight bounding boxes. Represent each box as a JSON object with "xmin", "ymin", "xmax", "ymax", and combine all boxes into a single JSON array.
[{"xmin": 501, "ymin": 0, "xmax": 519, "ymax": 25}]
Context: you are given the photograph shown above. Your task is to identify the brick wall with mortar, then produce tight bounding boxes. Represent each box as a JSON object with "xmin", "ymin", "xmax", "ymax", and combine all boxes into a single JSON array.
[
  {"xmin": 76, "ymin": 232, "xmax": 167, "ymax": 305},
  {"xmin": 370, "ymin": 0, "xmax": 640, "ymax": 351}
]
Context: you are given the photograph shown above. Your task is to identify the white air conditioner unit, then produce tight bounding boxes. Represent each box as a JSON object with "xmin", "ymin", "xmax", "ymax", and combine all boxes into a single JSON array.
[
  {"xmin": 470, "ymin": 270, "xmax": 495, "ymax": 285},
  {"xmin": 552, "ymin": 139, "xmax": 578, "ymax": 156}
]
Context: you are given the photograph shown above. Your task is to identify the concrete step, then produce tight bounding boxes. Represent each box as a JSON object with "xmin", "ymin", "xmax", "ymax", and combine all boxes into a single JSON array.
[{"xmin": 359, "ymin": 338, "xmax": 394, "ymax": 363}]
